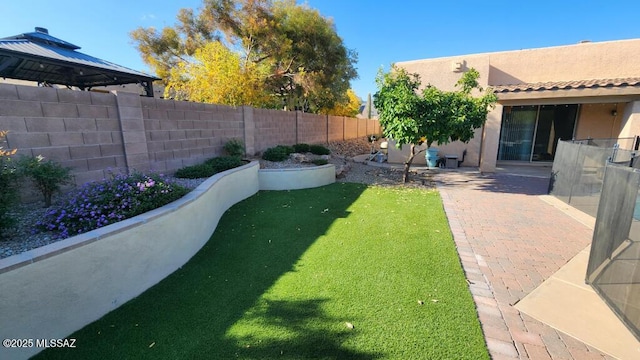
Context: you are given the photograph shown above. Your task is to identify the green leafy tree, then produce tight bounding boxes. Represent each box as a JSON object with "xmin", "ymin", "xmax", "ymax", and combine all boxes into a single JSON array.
[
  {"xmin": 131, "ymin": 0, "xmax": 357, "ymax": 112},
  {"xmin": 374, "ymin": 66, "xmax": 497, "ymax": 183}
]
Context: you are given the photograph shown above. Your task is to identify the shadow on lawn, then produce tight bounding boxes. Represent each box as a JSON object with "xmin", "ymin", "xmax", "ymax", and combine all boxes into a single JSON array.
[
  {"xmin": 438, "ymin": 172, "xmax": 550, "ymax": 196},
  {"xmin": 226, "ymin": 299, "xmax": 377, "ymax": 359},
  {"xmin": 35, "ymin": 183, "xmax": 379, "ymax": 359}
]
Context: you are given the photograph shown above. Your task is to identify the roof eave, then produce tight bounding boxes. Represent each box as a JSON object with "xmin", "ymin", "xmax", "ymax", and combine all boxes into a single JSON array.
[
  {"xmin": 495, "ymin": 86, "xmax": 640, "ymax": 105},
  {"xmin": 0, "ymin": 48, "xmax": 160, "ymax": 86}
]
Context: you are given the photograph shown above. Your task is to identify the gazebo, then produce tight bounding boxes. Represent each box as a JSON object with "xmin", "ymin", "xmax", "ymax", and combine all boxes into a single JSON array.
[{"xmin": 0, "ymin": 27, "xmax": 159, "ymax": 97}]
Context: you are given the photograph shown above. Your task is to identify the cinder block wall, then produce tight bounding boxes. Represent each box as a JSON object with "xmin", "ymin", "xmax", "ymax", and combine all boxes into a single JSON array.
[
  {"xmin": 297, "ymin": 112, "xmax": 327, "ymax": 145},
  {"xmin": 0, "ymin": 83, "xmax": 377, "ymax": 191},
  {"xmin": 344, "ymin": 117, "xmax": 358, "ymax": 138},
  {"xmin": 357, "ymin": 118, "xmax": 368, "ymax": 137},
  {"xmin": 328, "ymin": 116, "xmax": 345, "ymax": 141},
  {"xmin": 253, "ymin": 108, "xmax": 297, "ymax": 151},
  {"xmin": 0, "ymin": 85, "xmax": 127, "ymax": 186},
  {"xmin": 368, "ymin": 119, "xmax": 381, "ymax": 136},
  {"xmin": 141, "ymin": 98, "xmax": 244, "ymax": 173}
]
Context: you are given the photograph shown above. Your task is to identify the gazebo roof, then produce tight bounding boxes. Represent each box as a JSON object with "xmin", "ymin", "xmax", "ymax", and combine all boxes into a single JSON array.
[{"xmin": 0, "ymin": 27, "xmax": 159, "ymax": 96}]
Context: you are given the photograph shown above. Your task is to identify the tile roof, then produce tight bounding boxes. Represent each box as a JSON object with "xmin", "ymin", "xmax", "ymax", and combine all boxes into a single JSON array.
[{"xmin": 492, "ymin": 77, "xmax": 640, "ymax": 93}]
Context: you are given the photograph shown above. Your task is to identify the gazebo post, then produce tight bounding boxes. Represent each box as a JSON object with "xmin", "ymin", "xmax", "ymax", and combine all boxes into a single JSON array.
[{"xmin": 142, "ymin": 81, "xmax": 154, "ymax": 97}]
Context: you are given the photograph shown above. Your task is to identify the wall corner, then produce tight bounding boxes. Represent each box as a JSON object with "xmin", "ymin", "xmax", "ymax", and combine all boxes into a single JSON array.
[
  {"xmin": 619, "ymin": 101, "xmax": 640, "ymax": 139},
  {"xmin": 479, "ymin": 104, "xmax": 502, "ymax": 173}
]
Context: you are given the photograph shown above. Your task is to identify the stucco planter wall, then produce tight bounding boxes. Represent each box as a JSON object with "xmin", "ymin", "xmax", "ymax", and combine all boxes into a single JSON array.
[
  {"xmin": 0, "ymin": 161, "xmax": 337, "ymax": 359},
  {"xmin": 258, "ymin": 164, "xmax": 335, "ymax": 190},
  {"xmin": 0, "ymin": 161, "xmax": 260, "ymax": 360}
]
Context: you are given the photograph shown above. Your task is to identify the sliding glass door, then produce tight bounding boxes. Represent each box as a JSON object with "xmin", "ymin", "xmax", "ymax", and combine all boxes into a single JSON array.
[
  {"xmin": 498, "ymin": 104, "xmax": 578, "ymax": 162},
  {"xmin": 498, "ymin": 106, "xmax": 537, "ymax": 161},
  {"xmin": 532, "ymin": 105, "xmax": 578, "ymax": 161}
]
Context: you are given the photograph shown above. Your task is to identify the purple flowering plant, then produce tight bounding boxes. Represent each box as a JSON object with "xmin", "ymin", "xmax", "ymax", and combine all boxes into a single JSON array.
[{"xmin": 35, "ymin": 172, "xmax": 189, "ymax": 239}]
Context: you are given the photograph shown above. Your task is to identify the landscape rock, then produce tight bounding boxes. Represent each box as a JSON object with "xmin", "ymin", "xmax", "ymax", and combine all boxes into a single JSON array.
[
  {"xmin": 335, "ymin": 164, "xmax": 350, "ymax": 178},
  {"xmin": 327, "ymin": 137, "xmax": 380, "ymax": 158},
  {"xmin": 290, "ymin": 153, "xmax": 310, "ymax": 163}
]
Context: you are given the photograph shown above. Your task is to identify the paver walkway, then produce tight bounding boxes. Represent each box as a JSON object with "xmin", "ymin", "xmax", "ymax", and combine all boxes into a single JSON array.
[{"xmin": 434, "ymin": 170, "xmax": 615, "ymax": 360}]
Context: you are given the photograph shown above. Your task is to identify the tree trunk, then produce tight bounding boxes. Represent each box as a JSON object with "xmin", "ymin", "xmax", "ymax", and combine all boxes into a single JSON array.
[
  {"xmin": 403, "ymin": 144, "xmax": 427, "ymax": 183},
  {"xmin": 403, "ymin": 144, "xmax": 416, "ymax": 183},
  {"xmin": 44, "ymin": 192, "xmax": 52, "ymax": 208}
]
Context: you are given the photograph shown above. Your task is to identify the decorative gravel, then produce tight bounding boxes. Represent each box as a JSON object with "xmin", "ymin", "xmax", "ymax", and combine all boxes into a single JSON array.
[
  {"xmin": 0, "ymin": 138, "xmax": 434, "ymax": 260},
  {"xmin": 1, "ymin": 204, "xmax": 53, "ymax": 259},
  {"xmin": 0, "ymin": 177, "xmax": 208, "ymax": 260}
]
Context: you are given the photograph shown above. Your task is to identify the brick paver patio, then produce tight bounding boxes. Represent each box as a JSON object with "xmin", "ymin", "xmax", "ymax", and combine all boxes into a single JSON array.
[{"xmin": 435, "ymin": 170, "xmax": 615, "ymax": 360}]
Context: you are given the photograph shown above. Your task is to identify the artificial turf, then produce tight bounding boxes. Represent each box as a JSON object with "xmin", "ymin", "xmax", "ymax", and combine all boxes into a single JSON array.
[{"xmin": 35, "ymin": 183, "xmax": 489, "ymax": 359}]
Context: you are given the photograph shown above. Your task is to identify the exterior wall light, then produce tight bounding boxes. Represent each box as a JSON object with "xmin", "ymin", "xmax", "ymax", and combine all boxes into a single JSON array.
[{"xmin": 451, "ymin": 60, "xmax": 465, "ymax": 72}]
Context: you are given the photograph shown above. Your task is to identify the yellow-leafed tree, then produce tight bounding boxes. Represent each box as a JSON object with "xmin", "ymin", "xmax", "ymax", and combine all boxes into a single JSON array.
[
  {"xmin": 165, "ymin": 41, "xmax": 273, "ymax": 107},
  {"xmin": 322, "ymin": 89, "xmax": 362, "ymax": 117},
  {"xmin": 131, "ymin": 0, "xmax": 357, "ymax": 113},
  {"xmin": 0, "ymin": 130, "xmax": 16, "ymax": 157}
]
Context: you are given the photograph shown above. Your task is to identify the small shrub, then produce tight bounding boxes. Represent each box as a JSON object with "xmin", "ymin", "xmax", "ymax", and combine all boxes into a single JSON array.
[
  {"xmin": 309, "ymin": 144, "xmax": 331, "ymax": 155},
  {"xmin": 205, "ymin": 156, "xmax": 243, "ymax": 173},
  {"xmin": 0, "ymin": 158, "xmax": 18, "ymax": 236},
  {"xmin": 17, "ymin": 155, "xmax": 73, "ymax": 207},
  {"xmin": 36, "ymin": 172, "xmax": 189, "ymax": 239},
  {"xmin": 223, "ymin": 138, "xmax": 245, "ymax": 158},
  {"xmin": 174, "ymin": 164, "xmax": 214, "ymax": 179},
  {"xmin": 175, "ymin": 156, "xmax": 244, "ymax": 179},
  {"xmin": 311, "ymin": 159, "xmax": 328, "ymax": 166},
  {"xmin": 293, "ymin": 143, "xmax": 310, "ymax": 153},
  {"xmin": 262, "ymin": 145, "xmax": 294, "ymax": 162},
  {"xmin": 281, "ymin": 145, "xmax": 295, "ymax": 155},
  {"xmin": 0, "ymin": 131, "xmax": 18, "ymax": 237}
]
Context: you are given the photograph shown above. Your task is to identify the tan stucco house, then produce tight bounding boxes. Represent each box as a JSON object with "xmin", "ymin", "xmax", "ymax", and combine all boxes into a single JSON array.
[{"xmin": 391, "ymin": 38, "xmax": 640, "ymax": 172}]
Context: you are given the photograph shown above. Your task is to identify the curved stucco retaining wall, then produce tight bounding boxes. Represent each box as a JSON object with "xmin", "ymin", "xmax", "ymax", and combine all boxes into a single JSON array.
[
  {"xmin": 258, "ymin": 164, "xmax": 335, "ymax": 190},
  {"xmin": 0, "ymin": 161, "xmax": 260, "ymax": 360}
]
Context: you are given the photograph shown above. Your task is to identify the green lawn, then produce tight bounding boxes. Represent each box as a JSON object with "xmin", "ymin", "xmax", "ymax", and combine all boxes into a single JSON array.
[{"xmin": 36, "ymin": 183, "xmax": 488, "ymax": 360}]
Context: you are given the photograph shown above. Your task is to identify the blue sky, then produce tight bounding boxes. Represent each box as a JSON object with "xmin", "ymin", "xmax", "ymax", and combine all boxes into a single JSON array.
[{"xmin": 2, "ymin": 1, "xmax": 640, "ymax": 100}]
